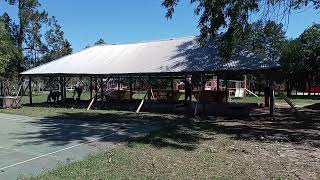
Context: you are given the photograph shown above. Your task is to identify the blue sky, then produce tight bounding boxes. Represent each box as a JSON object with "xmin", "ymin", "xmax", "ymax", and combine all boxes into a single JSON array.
[{"xmin": 1, "ymin": 0, "xmax": 319, "ymax": 52}]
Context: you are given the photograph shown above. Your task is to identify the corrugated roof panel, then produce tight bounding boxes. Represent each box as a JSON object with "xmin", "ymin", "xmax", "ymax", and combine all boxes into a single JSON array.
[{"xmin": 21, "ymin": 36, "xmax": 280, "ymax": 76}]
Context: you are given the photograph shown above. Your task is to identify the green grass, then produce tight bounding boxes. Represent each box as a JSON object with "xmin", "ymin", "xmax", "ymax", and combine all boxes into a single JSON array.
[
  {"xmin": 21, "ymin": 114, "xmax": 317, "ymax": 180},
  {"xmin": 1, "ymin": 93, "xmax": 319, "ymax": 179},
  {"xmin": 20, "ymin": 92, "xmax": 320, "ymax": 108},
  {"xmin": 24, "ymin": 138, "xmax": 290, "ymax": 180}
]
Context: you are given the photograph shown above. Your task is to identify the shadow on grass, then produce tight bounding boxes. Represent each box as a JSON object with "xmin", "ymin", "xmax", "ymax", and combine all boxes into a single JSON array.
[
  {"xmin": 288, "ymin": 95, "xmax": 320, "ymax": 100},
  {"xmin": 11, "ymin": 106, "xmax": 320, "ymax": 151},
  {"xmin": 304, "ymin": 103, "xmax": 320, "ymax": 110},
  {"xmin": 131, "ymin": 107, "xmax": 320, "ymax": 149}
]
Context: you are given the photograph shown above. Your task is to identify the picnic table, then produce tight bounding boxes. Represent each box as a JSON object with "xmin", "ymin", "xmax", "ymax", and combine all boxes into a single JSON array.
[
  {"xmin": 105, "ymin": 90, "xmax": 135, "ymax": 100},
  {"xmin": 193, "ymin": 90, "xmax": 228, "ymax": 103},
  {"xmin": 151, "ymin": 89, "xmax": 183, "ymax": 101}
]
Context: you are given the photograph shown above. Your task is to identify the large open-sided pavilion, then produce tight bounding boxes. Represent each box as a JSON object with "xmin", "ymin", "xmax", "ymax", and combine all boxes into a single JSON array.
[{"xmin": 21, "ymin": 36, "xmax": 281, "ymax": 116}]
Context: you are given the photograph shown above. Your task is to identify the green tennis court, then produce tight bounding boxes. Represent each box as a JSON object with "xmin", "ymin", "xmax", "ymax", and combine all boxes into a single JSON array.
[{"xmin": 0, "ymin": 113, "xmax": 158, "ymax": 179}]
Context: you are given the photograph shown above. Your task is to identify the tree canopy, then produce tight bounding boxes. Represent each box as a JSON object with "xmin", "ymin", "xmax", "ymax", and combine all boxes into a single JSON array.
[
  {"xmin": 280, "ymin": 23, "xmax": 320, "ymax": 81},
  {"xmin": 299, "ymin": 24, "xmax": 320, "ymax": 78},
  {"xmin": 0, "ymin": 20, "xmax": 20, "ymax": 79},
  {"xmin": 42, "ymin": 16, "xmax": 72, "ymax": 63},
  {"xmin": 162, "ymin": 0, "xmax": 320, "ymax": 59},
  {"xmin": 242, "ymin": 20, "xmax": 285, "ymax": 60},
  {"xmin": 1, "ymin": 0, "xmax": 72, "ymax": 78}
]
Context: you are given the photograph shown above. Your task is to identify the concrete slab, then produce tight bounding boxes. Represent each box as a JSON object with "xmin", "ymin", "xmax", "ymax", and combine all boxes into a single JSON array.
[{"xmin": 0, "ymin": 113, "xmax": 159, "ymax": 179}]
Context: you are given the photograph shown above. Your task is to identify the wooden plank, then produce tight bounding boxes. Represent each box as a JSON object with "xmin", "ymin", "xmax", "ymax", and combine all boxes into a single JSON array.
[
  {"xmin": 278, "ymin": 92, "xmax": 303, "ymax": 118},
  {"xmin": 244, "ymin": 88, "xmax": 259, "ymax": 97},
  {"xmin": 87, "ymin": 97, "xmax": 95, "ymax": 111},
  {"xmin": 150, "ymin": 88, "xmax": 155, "ymax": 99},
  {"xmin": 136, "ymin": 87, "xmax": 150, "ymax": 113},
  {"xmin": 13, "ymin": 83, "xmax": 29, "ymax": 108}
]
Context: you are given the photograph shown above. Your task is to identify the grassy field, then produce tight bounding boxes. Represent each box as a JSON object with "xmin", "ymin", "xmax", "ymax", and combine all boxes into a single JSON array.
[
  {"xmin": 25, "ymin": 136, "xmax": 295, "ymax": 180},
  {"xmin": 17, "ymin": 107, "xmax": 319, "ymax": 180},
  {"xmin": 0, "ymin": 93, "xmax": 319, "ymax": 179},
  {"xmin": 20, "ymin": 91, "xmax": 320, "ymax": 106}
]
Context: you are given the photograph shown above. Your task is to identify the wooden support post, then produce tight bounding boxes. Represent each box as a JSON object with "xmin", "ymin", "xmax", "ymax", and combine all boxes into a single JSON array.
[
  {"xmin": 224, "ymin": 75, "xmax": 229, "ymax": 103},
  {"xmin": 129, "ymin": 75, "xmax": 133, "ymax": 100},
  {"xmin": 265, "ymin": 88, "xmax": 270, "ymax": 107},
  {"xmin": 63, "ymin": 77, "xmax": 67, "ymax": 99},
  {"xmin": 90, "ymin": 77, "xmax": 93, "ymax": 99},
  {"xmin": 117, "ymin": 77, "xmax": 121, "ymax": 100},
  {"xmin": 171, "ymin": 76, "xmax": 174, "ymax": 93},
  {"xmin": 60, "ymin": 77, "xmax": 64, "ymax": 102},
  {"xmin": 118, "ymin": 77, "xmax": 120, "ymax": 90},
  {"xmin": 244, "ymin": 75, "xmax": 247, "ymax": 97},
  {"xmin": 286, "ymin": 78, "xmax": 290, "ymax": 97},
  {"xmin": 147, "ymin": 76, "xmax": 152, "ymax": 110},
  {"xmin": 201, "ymin": 74, "xmax": 206, "ymax": 114},
  {"xmin": 270, "ymin": 85, "xmax": 275, "ymax": 118},
  {"xmin": 148, "ymin": 76, "xmax": 151, "ymax": 101},
  {"xmin": 94, "ymin": 77, "xmax": 98, "ymax": 101},
  {"xmin": 308, "ymin": 78, "xmax": 311, "ymax": 96},
  {"xmin": 258, "ymin": 75, "xmax": 261, "ymax": 96},
  {"xmin": 217, "ymin": 75, "xmax": 220, "ymax": 91},
  {"xmin": 184, "ymin": 75, "xmax": 188, "ymax": 101},
  {"xmin": 0, "ymin": 81, "xmax": 3, "ymax": 95},
  {"xmin": 29, "ymin": 76, "xmax": 32, "ymax": 105},
  {"xmin": 100, "ymin": 78, "xmax": 104, "ymax": 101}
]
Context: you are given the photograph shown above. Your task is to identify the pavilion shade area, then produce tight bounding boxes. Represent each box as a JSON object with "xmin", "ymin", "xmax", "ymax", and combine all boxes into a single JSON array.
[{"xmin": 20, "ymin": 36, "xmax": 280, "ymax": 77}]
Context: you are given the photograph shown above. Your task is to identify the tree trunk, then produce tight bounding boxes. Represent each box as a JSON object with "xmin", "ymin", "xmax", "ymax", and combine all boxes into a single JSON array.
[
  {"xmin": 17, "ymin": 0, "xmax": 25, "ymax": 73},
  {"xmin": 286, "ymin": 78, "xmax": 291, "ymax": 97}
]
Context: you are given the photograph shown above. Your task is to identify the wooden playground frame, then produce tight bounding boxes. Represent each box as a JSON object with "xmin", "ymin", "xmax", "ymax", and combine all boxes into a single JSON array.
[{"xmin": 20, "ymin": 68, "xmax": 281, "ymax": 117}]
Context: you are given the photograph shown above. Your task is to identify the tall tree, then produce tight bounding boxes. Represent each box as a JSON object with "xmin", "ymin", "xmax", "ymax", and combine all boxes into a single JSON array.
[
  {"xmin": 162, "ymin": 0, "xmax": 320, "ymax": 60},
  {"xmin": 280, "ymin": 39, "xmax": 302, "ymax": 75},
  {"xmin": 42, "ymin": 16, "xmax": 72, "ymax": 63},
  {"xmin": 0, "ymin": 20, "xmax": 20, "ymax": 79},
  {"xmin": 242, "ymin": 20, "xmax": 285, "ymax": 60},
  {"xmin": 299, "ymin": 24, "xmax": 320, "ymax": 81},
  {"xmin": 5, "ymin": 0, "xmax": 48, "ymax": 71}
]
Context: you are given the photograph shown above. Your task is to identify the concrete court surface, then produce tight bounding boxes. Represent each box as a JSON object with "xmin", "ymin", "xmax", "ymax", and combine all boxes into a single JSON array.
[{"xmin": 0, "ymin": 113, "xmax": 159, "ymax": 179}]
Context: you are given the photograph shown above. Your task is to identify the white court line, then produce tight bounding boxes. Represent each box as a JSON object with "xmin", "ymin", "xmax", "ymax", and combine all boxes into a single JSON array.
[{"xmin": 0, "ymin": 131, "xmax": 120, "ymax": 172}]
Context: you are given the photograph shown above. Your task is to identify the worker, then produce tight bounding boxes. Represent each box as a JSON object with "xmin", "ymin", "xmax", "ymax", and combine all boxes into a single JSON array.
[
  {"xmin": 73, "ymin": 78, "xmax": 84, "ymax": 100},
  {"xmin": 185, "ymin": 79, "xmax": 193, "ymax": 102}
]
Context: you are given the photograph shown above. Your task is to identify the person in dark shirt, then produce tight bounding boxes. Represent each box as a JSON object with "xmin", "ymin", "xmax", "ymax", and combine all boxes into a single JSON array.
[
  {"xmin": 185, "ymin": 80, "xmax": 193, "ymax": 102},
  {"xmin": 73, "ymin": 79, "xmax": 84, "ymax": 100}
]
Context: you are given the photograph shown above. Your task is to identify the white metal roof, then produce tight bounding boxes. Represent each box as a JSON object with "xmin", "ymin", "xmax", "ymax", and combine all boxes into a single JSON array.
[{"xmin": 21, "ymin": 36, "xmax": 280, "ymax": 76}]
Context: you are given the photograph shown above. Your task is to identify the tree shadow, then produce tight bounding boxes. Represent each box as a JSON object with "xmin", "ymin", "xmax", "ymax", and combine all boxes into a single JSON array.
[
  {"xmin": 11, "ymin": 112, "xmax": 172, "ymax": 147},
  {"xmin": 161, "ymin": 37, "xmax": 280, "ymax": 72},
  {"xmin": 11, "ymin": 107, "xmax": 320, "ymax": 151},
  {"xmin": 304, "ymin": 103, "xmax": 320, "ymax": 110},
  {"xmin": 132, "ymin": 107, "xmax": 320, "ymax": 150}
]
